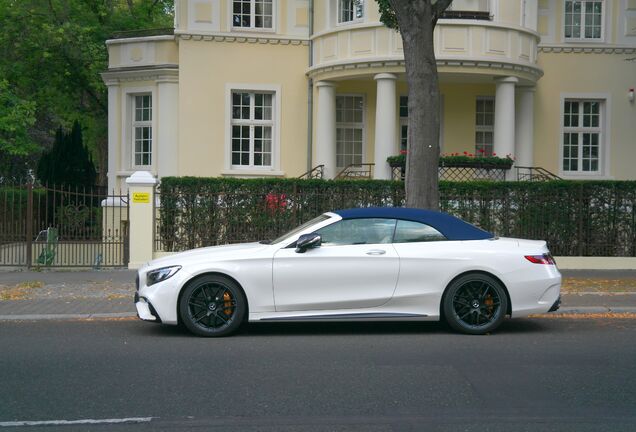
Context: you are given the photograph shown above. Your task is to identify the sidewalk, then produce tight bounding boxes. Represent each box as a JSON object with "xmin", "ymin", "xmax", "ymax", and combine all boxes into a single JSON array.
[
  {"xmin": 1, "ymin": 269, "xmax": 636, "ymax": 320},
  {"xmin": 0, "ymin": 269, "xmax": 137, "ymax": 320}
]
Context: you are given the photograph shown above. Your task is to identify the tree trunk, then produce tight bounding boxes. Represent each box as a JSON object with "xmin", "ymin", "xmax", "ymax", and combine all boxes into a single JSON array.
[
  {"xmin": 388, "ymin": 0, "xmax": 448, "ymax": 210},
  {"xmin": 96, "ymin": 135, "xmax": 108, "ymax": 188}
]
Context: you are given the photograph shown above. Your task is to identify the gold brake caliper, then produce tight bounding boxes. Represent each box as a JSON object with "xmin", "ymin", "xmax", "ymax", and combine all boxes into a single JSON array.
[
  {"xmin": 223, "ymin": 291, "xmax": 234, "ymax": 316},
  {"xmin": 484, "ymin": 295, "xmax": 494, "ymax": 314}
]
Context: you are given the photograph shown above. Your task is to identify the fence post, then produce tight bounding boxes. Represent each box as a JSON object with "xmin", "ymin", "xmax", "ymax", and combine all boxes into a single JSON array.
[
  {"xmin": 126, "ymin": 171, "xmax": 157, "ymax": 269},
  {"xmin": 25, "ymin": 183, "xmax": 33, "ymax": 268}
]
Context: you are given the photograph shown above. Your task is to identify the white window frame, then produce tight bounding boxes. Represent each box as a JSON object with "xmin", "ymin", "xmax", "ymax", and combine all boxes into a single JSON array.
[
  {"xmin": 399, "ymin": 95, "xmax": 408, "ymax": 153},
  {"xmin": 475, "ymin": 96, "xmax": 495, "ymax": 156},
  {"xmin": 229, "ymin": 0, "xmax": 276, "ymax": 32},
  {"xmin": 447, "ymin": 0, "xmax": 490, "ymax": 12},
  {"xmin": 132, "ymin": 94, "xmax": 153, "ymax": 168},
  {"xmin": 559, "ymin": 93, "xmax": 611, "ymax": 179},
  {"xmin": 336, "ymin": 94, "xmax": 366, "ymax": 170},
  {"xmin": 224, "ymin": 83, "xmax": 282, "ymax": 175},
  {"xmin": 337, "ymin": 0, "xmax": 365, "ymax": 25},
  {"xmin": 121, "ymin": 86, "xmax": 157, "ymax": 173},
  {"xmin": 563, "ymin": 0, "xmax": 605, "ymax": 42}
]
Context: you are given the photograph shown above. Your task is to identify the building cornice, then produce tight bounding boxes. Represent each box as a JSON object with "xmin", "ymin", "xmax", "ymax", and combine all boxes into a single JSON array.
[
  {"xmin": 176, "ymin": 32, "xmax": 309, "ymax": 46},
  {"xmin": 307, "ymin": 58, "xmax": 543, "ymax": 80},
  {"xmin": 539, "ymin": 44, "xmax": 636, "ymax": 54},
  {"xmin": 101, "ymin": 65, "xmax": 179, "ymax": 85}
]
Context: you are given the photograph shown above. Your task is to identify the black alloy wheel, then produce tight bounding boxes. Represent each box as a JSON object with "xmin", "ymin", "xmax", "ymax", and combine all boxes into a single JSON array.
[
  {"xmin": 179, "ymin": 275, "xmax": 246, "ymax": 337},
  {"xmin": 443, "ymin": 273, "xmax": 508, "ymax": 335}
]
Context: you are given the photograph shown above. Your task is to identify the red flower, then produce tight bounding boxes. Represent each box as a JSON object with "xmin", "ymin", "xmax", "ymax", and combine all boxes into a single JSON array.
[
  {"xmin": 463, "ymin": 151, "xmax": 468, "ymax": 155},
  {"xmin": 492, "ymin": 152, "xmax": 497, "ymax": 156},
  {"xmin": 265, "ymin": 192, "xmax": 287, "ymax": 213},
  {"xmin": 400, "ymin": 150, "xmax": 408, "ymax": 155},
  {"xmin": 468, "ymin": 153, "xmax": 473, "ymax": 157}
]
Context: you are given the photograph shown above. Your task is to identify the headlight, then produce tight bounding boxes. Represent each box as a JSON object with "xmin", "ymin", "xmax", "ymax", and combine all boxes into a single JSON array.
[{"xmin": 146, "ymin": 265, "xmax": 182, "ymax": 286}]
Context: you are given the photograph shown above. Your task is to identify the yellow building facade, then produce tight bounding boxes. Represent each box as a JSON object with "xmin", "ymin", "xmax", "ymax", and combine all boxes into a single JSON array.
[{"xmin": 102, "ymin": 0, "xmax": 636, "ymax": 190}]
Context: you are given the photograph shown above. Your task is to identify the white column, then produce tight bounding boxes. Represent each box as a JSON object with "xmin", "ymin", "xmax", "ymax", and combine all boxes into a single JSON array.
[
  {"xmin": 157, "ymin": 76, "xmax": 179, "ymax": 179},
  {"xmin": 515, "ymin": 86, "xmax": 535, "ymax": 167},
  {"xmin": 374, "ymin": 73, "xmax": 397, "ymax": 180},
  {"xmin": 494, "ymin": 76, "xmax": 518, "ymax": 159},
  {"xmin": 315, "ymin": 81, "xmax": 337, "ymax": 179},
  {"xmin": 106, "ymin": 81, "xmax": 120, "ymax": 192},
  {"xmin": 126, "ymin": 171, "xmax": 157, "ymax": 269}
]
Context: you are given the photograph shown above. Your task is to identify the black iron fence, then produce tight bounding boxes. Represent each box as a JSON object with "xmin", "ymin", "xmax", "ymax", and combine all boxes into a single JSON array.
[
  {"xmin": 0, "ymin": 183, "xmax": 129, "ymax": 267},
  {"xmin": 155, "ymin": 178, "xmax": 636, "ymax": 257}
]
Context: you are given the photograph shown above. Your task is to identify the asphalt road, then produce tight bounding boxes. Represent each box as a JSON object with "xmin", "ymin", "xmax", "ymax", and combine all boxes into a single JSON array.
[{"xmin": 1, "ymin": 318, "xmax": 635, "ymax": 431}]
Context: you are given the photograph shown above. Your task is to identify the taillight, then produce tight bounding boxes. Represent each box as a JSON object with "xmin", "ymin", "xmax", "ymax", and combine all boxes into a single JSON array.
[{"xmin": 525, "ymin": 254, "xmax": 556, "ymax": 265}]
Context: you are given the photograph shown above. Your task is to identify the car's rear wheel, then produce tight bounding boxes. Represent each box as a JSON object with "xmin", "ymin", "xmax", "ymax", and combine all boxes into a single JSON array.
[
  {"xmin": 179, "ymin": 275, "xmax": 246, "ymax": 337},
  {"xmin": 443, "ymin": 273, "xmax": 508, "ymax": 335}
]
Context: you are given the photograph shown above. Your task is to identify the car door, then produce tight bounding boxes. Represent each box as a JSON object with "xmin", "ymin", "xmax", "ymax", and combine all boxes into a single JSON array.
[
  {"xmin": 272, "ymin": 218, "xmax": 399, "ymax": 312},
  {"xmin": 390, "ymin": 219, "xmax": 462, "ymax": 315}
]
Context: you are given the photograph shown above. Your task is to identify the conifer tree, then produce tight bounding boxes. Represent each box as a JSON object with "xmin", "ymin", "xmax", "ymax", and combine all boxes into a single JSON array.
[{"xmin": 37, "ymin": 121, "xmax": 96, "ymax": 187}]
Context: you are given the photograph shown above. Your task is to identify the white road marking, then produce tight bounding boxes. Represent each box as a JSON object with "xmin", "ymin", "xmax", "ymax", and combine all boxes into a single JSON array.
[{"xmin": 0, "ymin": 417, "xmax": 153, "ymax": 427}]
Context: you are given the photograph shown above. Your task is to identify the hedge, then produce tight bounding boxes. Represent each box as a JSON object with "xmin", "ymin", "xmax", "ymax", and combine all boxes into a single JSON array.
[{"xmin": 157, "ymin": 177, "xmax": 636, "ymax": 257}]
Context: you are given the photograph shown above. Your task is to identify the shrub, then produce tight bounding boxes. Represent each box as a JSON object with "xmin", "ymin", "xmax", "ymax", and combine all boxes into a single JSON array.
[{"xmin": 158, "ymin": 177, "xmax": 636, "ymax": 257}]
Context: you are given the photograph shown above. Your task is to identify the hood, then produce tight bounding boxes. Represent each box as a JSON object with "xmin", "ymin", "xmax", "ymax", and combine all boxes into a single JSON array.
[{"xmin": 145, "ymin": 242, "xmax": 270, "ymax": 269}]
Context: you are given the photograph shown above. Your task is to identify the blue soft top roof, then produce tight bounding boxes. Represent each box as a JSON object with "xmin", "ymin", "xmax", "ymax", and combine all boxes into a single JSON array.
[{"xmin": 333, "ymin": 207, "xmax": 493, "ymax": 241}]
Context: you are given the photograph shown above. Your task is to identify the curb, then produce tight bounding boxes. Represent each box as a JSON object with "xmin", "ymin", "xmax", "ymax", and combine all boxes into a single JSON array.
[
  {"xmin": 554, "ymin": 306, "xmax": 636, "ymax": 314},
  {"xmin": 0, "ymin": 312, "xmax": 136, "ymax": 321}
]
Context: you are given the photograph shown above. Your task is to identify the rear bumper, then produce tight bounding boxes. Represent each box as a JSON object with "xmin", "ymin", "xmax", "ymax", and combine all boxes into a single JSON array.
[{"xmin": 548, "ymin": 295, "xmax": 561, "ymax": 312}]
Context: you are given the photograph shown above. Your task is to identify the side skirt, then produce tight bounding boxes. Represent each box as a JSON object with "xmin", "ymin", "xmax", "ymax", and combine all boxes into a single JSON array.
[{"xmin": 259, "ymin": 312, "xmax": 428, "ymax": 322}]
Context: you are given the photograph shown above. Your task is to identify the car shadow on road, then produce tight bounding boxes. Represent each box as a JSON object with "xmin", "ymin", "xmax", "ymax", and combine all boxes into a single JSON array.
[
  {"xmin": 241, "ymin": 318, "xmax": 548, "ymax": 336},
  {"xmin": 130, "ymin": 317, "xmax": 549, "ymax": 338}
]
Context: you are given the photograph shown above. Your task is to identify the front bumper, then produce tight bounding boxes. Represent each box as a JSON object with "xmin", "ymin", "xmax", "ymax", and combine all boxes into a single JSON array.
[
  {"xmin": 134, "ymin": 267, "xmax": 191, "ymax": 325},
  {"xmin": 134, "ymin": 291, "xmax": 162, "ymax": 323}
]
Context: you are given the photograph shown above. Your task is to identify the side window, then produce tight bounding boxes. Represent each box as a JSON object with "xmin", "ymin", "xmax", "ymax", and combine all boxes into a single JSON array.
[
  {"xmin": 394, "ymin": 220, "xmax": 447, "ymax": 243},
  {"xmin": 339, "ymin": 0, "xmax": 364, "ymax": 24},
  {"xmin": 132, "ymin": 94, "xmax": 152, "ymax": 167},
  {"xmin": 315, "ymin": 218, "xmax": 396, "ymax": 246}
]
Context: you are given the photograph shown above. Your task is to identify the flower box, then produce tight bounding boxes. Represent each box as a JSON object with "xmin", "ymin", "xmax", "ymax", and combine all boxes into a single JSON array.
[{"xmin": 386, "ymin": 153, "xmax": 514, "ymax": 170}]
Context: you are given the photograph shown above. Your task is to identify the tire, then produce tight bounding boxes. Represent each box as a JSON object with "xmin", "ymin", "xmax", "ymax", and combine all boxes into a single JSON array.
[
  {"xmin": 443, "ymin": 273, "xmax": 509, "ymax": 335},
  {"xmin": 178, "ymin": 275, "xmax": 246, "ymax": 337}
]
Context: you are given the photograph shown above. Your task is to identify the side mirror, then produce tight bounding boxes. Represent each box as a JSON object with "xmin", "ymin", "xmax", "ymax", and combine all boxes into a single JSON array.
[{"xmin": 295, "ymin": 233, "xmax": 321, "ymax": 253}]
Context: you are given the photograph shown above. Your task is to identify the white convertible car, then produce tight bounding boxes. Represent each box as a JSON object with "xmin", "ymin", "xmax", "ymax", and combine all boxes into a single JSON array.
[{"xmin": 135, "ymin": 207, "xmax": 561, "ymax": 336}]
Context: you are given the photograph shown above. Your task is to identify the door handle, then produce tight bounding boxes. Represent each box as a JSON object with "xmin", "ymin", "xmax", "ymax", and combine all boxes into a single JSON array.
[{"xmin": 366, "ymin": 249, "xmax": 386, "ymax": 255}]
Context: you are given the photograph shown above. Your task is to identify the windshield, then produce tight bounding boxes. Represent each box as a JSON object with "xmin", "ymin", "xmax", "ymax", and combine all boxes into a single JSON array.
[{"xmin": 269, "ymin": 214, "xmax": 331, "ymax": 245}]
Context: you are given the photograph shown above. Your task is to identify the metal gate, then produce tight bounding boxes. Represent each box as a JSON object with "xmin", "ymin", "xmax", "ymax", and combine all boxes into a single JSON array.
[{"xmin": 0, "ymin": 183, "xmax": 129, "ymax": 268}]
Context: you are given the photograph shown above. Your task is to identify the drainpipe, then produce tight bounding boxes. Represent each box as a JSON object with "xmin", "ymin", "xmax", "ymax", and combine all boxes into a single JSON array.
[{"xmin": 306, "ymin": 0, "xmax": 314, "ymax": 172}]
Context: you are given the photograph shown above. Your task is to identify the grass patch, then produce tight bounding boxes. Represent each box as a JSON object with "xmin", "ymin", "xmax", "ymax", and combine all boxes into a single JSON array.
[
  {"xmin": 531, "ymin": 312, "xmax": 636, "ymax": 319},
  {"xmin": 561, "ymin": 277, "xmax": 636, "ymax": 293},
  {"xmin": 0, "ymin": 281, "xmax": 44, "ymax": 301},
  {"xmin": 106, "ymin": 293, "xmax": 130, "ymax": 300}
]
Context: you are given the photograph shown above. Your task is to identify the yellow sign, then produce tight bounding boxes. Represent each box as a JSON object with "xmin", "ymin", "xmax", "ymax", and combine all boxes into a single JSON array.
[{"xmin": 132, "ymin": 192, "xmax": 150, "ymax": 203}]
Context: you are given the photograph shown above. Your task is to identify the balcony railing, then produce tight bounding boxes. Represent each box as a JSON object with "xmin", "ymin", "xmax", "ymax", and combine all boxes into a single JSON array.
[
  {"xmin": 515, "ymin": 166, "xmax": 562, "ymax": 181},
  {"xmin": 297, "ymin": 163, "xmax": 560, "ymax": 182},
  {"xmin": 110, "ymin": 28, "xmax": 174, "ymax": 39},
  {"xmin": 390, "ymin": 165, "xmax": 508, "ymax": 182},
  {"xmin": 298, "ymin": 165, "xmax": 324, "ymax": 179},
  {"xmin": 335, "ymin": 163, "xmax": 374, "ymax": 180},
  {"xmin": 439, "ymin": 10, "xmax": 491, "ymax": 20}
]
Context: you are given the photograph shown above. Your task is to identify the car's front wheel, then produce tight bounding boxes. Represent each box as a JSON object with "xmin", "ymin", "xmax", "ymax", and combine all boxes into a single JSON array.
[
  {"xmin": 179, "ymin": 275, "xmax": 246, "ymax": 337},
  {"xmin": 443, "ymin": 273, "xmax": 508, "ymax": 335}
]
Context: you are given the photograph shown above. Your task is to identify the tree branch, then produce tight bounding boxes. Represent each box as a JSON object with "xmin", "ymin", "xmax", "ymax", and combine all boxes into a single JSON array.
[{"xmin": 432, "ymin": 0, "xmax": 453, "ymax": 26}]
